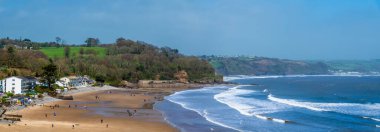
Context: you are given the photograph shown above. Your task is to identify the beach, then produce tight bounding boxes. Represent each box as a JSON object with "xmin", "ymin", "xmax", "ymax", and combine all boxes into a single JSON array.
[{"xmin": 0, "ymin": 86, "xmax": 182, "ymax": 132}]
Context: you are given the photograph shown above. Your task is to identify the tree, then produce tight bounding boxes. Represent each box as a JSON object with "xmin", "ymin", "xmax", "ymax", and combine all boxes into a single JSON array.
[
  {"xmin": 64, "ymin": 46, "xmax": 70, "ymax": 58},
  {"xmin": 41, "ymin": 59, "xmax": 58, "ymax": 89},
  {"xmin": 55, "ymin": 37, "xmax": 61, "ymax": 44},
  {"xmin": 7, "ymin": 46, "xmax": 16, "ymax": 67},
  {"xmin": 85, "ymin": 38, "xmax": 100, "ymax": 47},
  {"xmin": 55, "ymin": 37, "xmax": 62, "ymax": 48},
  {"xmin": 79, "ymin": 48, "xmax": 84, "ymax": 55}
]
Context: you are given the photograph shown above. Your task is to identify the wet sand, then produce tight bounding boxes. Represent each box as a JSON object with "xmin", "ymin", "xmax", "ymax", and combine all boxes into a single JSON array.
[{"xmin": 0, "ymin": 89, "xmax": 178, "ymax": 132}]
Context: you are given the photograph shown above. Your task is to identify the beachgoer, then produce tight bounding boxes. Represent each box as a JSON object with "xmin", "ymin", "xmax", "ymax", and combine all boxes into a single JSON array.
[
  {"xmin": 72, "ymin": 125, "xmax": 75, "ymax": 129},
  {"xmin": 45, "ymin": 113, "xmax": 47, "ymax": 118},
  {"xmin": 101, "ymin": 119, "xmax": 103, "ymax": 123},
  {"xmin": 106, "ymin": 124, "xmax": 108, "ymax": 128},
  {"xmin": 52, "ymin": 123, "xmax": 54, "ymax": 128},
  {"xmin": 53, "ymin": 112, "xmax": 56, "ymax": 117}
]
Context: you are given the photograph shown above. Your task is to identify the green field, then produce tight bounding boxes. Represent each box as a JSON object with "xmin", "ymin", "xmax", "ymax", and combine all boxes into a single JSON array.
[{"xmin": 39, "ymin": 47, "xmax": 106, "ymax": 58}]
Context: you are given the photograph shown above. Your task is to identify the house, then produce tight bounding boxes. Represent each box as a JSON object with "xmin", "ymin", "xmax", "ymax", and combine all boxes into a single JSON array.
[
  {"xmin": 55, "ymin": 76, "xmax": 95, "ymax": 88},
  {"xmin": 0, "ymin": 76, "xmax": 37, "ymax": 94},
  {"xmin": 55, "ymin": 77, "xmax": 70, "ymax": 88}
]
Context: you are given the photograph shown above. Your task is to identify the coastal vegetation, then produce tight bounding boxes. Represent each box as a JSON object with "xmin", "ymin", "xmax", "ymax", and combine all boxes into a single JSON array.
[
  {"xmin": 201, "ymin": 56, "xmax": 330, "ymax": 75},
  {"xmin": 323, "ymin": 60, "xmax": 380, "ymax": 73},
  {"xmin": 202, "ymin": 56, "xmax": 380, "ymax": 76},
  {"xmin": 0, "ymin": 37, "xmax": 222, "ymax": 86}
]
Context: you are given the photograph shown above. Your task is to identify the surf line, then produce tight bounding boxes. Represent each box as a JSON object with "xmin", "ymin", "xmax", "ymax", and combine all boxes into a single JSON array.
[
  {"xmin": 254, "ymin": 115, "xmax": 292, "ymax": 124},
  {"xmin": 362, "ymin": 116, "xmax": 380, "ymax": 122}
]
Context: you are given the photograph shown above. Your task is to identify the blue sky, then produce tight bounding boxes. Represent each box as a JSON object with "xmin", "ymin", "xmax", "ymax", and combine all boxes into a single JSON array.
[{"xmin": 0, "ymin": 0, "xmax": 380, "ymax": 60}]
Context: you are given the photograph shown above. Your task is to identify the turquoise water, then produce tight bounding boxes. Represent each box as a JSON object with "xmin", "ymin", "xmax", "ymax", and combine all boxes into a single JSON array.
[{"xmin": 156, "ymin": 76, "xmax": 380, "ymax": 132}]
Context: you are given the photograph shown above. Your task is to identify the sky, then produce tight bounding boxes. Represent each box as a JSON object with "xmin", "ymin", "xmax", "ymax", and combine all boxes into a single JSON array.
[{"xmin": 0, "ymin": 0, "xmax": 380, "ymax": 60}]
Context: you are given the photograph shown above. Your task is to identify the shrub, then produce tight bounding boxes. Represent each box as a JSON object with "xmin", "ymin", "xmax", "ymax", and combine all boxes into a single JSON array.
[
  {"xmin": 6, "ymin": 92, "xmax": 14, "ymax": 97},
  {"xmin": 38, "ymin": 94, "xmax": 43, "ymax": 98}
]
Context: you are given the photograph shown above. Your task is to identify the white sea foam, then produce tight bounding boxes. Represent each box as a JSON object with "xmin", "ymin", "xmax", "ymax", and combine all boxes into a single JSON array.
[
  {"xmin": 363, "ymin": 117, "xmax": 380, "ymax": 122},
  {"xmin": 214, "ymin": 85, "xmax": 291, "ymax": 123},
  {"xmin": 372, "ymin": 118, "xmax": 380, "ymax": 122},
  {"xmin": 214, "ymin": 85, "xmax": 258, "ymax": 116},
  {"xmin": 272, "ymin": 118, "xmax": 287, "ymax": 123},
  {"xmin": 165, "ymin": 86, "xmax": 243, "ymax": 131},
  {"xmin": 268, "ymin": 94, "xmax": 380, "ymax": 117},
  {"xmin": 268, "ymin": 94, "xmax": 326, "ymax": 112},
  {"xmin": 165, "ymin": 99, "xmax": 243, "ymax": 132}
]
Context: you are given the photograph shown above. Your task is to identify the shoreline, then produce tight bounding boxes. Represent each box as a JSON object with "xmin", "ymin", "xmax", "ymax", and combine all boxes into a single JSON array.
[
  {"xmin": 0, "ymin": 84, "xmax": 221, "ymax": 132},
  {"xmin": 153, "ymin": 84, "xmax": 238, "ymax": 132},
  {"xmin": 0, "ymin": 86, "xmax": 194, "ymax": 132}
]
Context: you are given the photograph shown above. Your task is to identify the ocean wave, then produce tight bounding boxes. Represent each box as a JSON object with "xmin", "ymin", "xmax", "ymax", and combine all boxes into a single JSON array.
[
  {"xmin": 214, "ymin": 85, "xmax": 290, "ymax": 123},
  {"xmin": 268, "ymin": 94, "xmax": 380, "ymax": 117},
  {"xmin": 363, "ymin": 116, "xmax": 380, "ymax": 122},
  {"xmin": 224, "ymin": 74, "xmax": 380, "ymax": 81},
  {"xmin": 165, "ymin": 99, "xmax": 243, "ymax": 132},
  {"xmin": 214, "ymin": 85, "xmax": 258, "ymax": 116},
  {"xmin": 170, "ymin": 85, "xmax": 228, "ymax": 97}
]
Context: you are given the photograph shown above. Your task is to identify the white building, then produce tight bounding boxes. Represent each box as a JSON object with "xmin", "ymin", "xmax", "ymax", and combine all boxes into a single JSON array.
[
  {"xmin": 0, "ymin": 76, "xmax": 37, "ymax": 94},
  {"xmin": 55, "ymin": 76, "xmax": 95, "ymax": 88},
  {"xmin": 55, "ymin": 77, "xmax": 70, "ymax": 88}
]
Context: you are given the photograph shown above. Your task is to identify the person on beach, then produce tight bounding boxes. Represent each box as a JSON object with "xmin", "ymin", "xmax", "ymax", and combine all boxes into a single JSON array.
[
  {"xmin": 101, "ymin": 119, "xmax": 103, "ymax": 123},
  {"xmin": 52, "ymin": 124, "xmax": 54, "ymax": 128},
  {"xmin": 53, "ymin": 112, "xmax": 56, "ymax": 117},
  {"xmin": 72, "ymin": 125, "xmax": 75, "ymax": 129},
  {"xmin": 45, "ymin": 113, "xmax": 47, "ymax": 118},
  {"xmin": 106, "ymin": 124, "xmax": 108, "ymax": 128}
]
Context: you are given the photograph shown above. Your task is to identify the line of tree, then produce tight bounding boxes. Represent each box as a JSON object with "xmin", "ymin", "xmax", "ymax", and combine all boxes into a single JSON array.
[{"xmin": 0, "ymin": 37, "xmax": 223, "ymax": 86}]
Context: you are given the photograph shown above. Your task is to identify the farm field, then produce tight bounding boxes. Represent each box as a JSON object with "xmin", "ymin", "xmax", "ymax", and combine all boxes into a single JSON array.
[{"xmin": 39, "ymin": 47, "xmax": 106, "ymax": 58}]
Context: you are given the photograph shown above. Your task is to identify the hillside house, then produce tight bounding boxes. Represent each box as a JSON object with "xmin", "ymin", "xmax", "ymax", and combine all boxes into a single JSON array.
[
  {"xmin": 0, "ymin": 76, "xmax": 37, "ymax": 94},
  {"xmin": 55, "ymin": 76, "xmax": 95, "ymax": 88},
  {"xmin": 55, "ymin": 77, "xmax": 70, "ymax": 88}
]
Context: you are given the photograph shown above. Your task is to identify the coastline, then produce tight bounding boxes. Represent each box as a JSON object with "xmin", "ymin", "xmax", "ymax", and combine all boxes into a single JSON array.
[
  {"xmin": 154, "ymin": 84, "xmax": 239, "ymax": 132},
  {"xmin": 0, "ymin": 85, "xmax": 204, "ymax": 132},
  {"xmin": 0, "ymin": 83, "xmax": 222, "ymax": 132}
]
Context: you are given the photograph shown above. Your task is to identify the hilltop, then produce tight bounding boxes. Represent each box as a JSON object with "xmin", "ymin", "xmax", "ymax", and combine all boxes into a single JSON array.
[
  {"xmin": 0, "ymin": 37, "xmax": 222, "ymax": 85},
  {"xmin": 201, "ymin": 56, "xmax": 330, "ymax": 75}
]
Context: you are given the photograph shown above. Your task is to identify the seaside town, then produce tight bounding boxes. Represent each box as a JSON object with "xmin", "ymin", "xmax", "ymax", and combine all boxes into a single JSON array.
[
  {"xmin": 0, "ymin": 71, "xmax": 213, "ymax": 131},
  {"xmin": 1, "ymin": 0, "xmax": 380, "ymax": 132},
  {"xmin": 0, "ymin": 75, "xmax": 95, "ymax": 120}
]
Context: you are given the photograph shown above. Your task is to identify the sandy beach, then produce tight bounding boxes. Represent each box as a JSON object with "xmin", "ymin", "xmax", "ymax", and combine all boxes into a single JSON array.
[{"xmin": 0, "ymin": 87, "xmax": 180, "ymax": 132}]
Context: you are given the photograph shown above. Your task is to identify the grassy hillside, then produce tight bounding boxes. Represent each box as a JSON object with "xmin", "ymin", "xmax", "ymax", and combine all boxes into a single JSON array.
[
  {"xmin": 39, "ymin": 47, "xmax": 106, "ymax": 58},
  {"xmin": 324, "ymin": 60, "xmax": 380, "ymax": 73},
  {"xmin": 202, "ymin": 56, "xmax": 330, "ymax": 75}
]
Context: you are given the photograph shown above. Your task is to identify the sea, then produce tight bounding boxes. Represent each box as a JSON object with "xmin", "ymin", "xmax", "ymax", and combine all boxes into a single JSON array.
[{"xmin": 155, "ymin": 75, "xmax": 380, "ymax": 132}]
